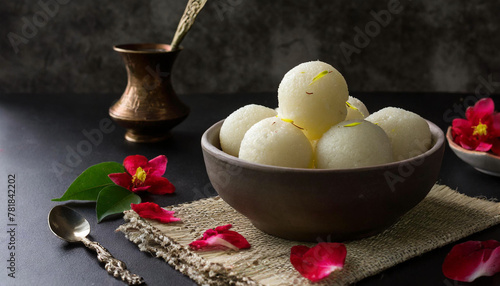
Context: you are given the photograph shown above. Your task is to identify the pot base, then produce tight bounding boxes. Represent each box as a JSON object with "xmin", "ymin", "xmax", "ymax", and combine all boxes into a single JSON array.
[{"xmin": 125, "ymin": 131, "xmax": 171, "ymax": 143}]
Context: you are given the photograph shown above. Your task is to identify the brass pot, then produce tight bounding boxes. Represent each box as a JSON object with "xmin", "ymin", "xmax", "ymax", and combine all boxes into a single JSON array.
[{"xmin": 110, "ymin": 43, "xmax": 189, "ymax": 143}]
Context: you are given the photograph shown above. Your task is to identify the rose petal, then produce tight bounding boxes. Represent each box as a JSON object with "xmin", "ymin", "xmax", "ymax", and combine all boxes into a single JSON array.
[
  {"xmin": 123, "ymin": 155, "xmax": 149, "ymax": 175},
  {"xmin": 108, "ymin": 173, "xmax": 132, "ymax": 190},
  {"xmin": 145, "ymin": 155, "xmax": 167, "ymax": 177},
  {"xmin": 189, "ymin": 224, "xmax": 250, "ymax": 251},
  {"xmin": 491, "ymin": 113, "xmax": 500, "ymax": 136},
  {"xmin": 131, "ymin": 202, "xmax": 180, "ymax": 223},
  {"xmin": 456, "ymin": 135, "xmax": 476, "ymax": 150},
  {"xmin": 290, "ymin": 242, "xmax": 346, "ymax": 282},
  {"xmin": 144, "ymin": 176, "xmax": 175, "ymax": 194},
  {"xmin": 443, "ymin": 240, "xmax": 500, "ymax": 282},
  {"xmin": 467, "ymin": 98, "xmax": 495, "ymax": 122},
  {"xmin": 131, "ymin": 185, "xmax": 151, "ymax": 192},
  {"xmin": 475, "ymin": 141, "xmax": 493, "ymax": 152},
  {"xmin": 452, "ymin": 118, "xmax": 472, "ymax": 134},
  {"xmin": 491, "ymin": 138, "xmax": 500, "ymax": 156}
]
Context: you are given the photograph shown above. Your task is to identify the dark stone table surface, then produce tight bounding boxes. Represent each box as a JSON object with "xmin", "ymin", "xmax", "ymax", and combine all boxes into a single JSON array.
[{"xmin": 1, "ymin": 92, "xmax": 499, "ymax": 286}]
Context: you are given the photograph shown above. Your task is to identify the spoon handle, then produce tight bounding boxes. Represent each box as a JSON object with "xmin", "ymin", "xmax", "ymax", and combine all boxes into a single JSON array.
[{"xmin": 81, "ymin": 237, "xmax": 144, "ymax": 285}]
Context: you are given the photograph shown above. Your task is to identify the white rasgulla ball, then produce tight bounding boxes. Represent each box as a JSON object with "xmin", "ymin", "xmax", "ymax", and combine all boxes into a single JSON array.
[
  {"xmin": 366, "ymin": 107, "xmax": 432, "ymax": 161},
  {"xmin": 220, "ymin": 104, "xmax": 277, "ymax": 157},
  {"xmin": 239, "ymin": 117, "xmax": 313, "ymax": 168},
  {"xmin": 278, "ymin": 61, "xmax": 349, "ymax": 140},
  {"xmin": 316, "ymin": 120, "xmax": 393, "ymax": 169},
  {"xmin": 345, "ymin": 96, "xmax": 369, "ymax": 120}
]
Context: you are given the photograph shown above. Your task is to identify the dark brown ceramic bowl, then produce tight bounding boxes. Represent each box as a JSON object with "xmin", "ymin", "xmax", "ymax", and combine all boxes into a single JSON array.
[{"xmin": 201, "ymin": 120, "xmax": 445, "ymax": 242}]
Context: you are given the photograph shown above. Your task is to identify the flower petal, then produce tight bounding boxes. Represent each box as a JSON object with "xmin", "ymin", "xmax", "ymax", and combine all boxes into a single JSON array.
[
  {"xmin": 491, "ymin": 113, "xmax": 500, "ymax": 136},
  {"xmin": 131, "ymin": 185, "xmax": 151, "ymax": 192},
  {"xmin": 144, "ymin": 176, "xmax": 175, "ymax": 194},
  {"xmin": 290, "ymin": 242, "xmax": 346, "ymax": 282},
  {"xmin": 475, "ymin": 141, "xmax": 493, "ymax": 152},
  {"xmin": 452, "ymin": 118, "xmax": 472, "ymax": 137},
  {"xmin": 443, "ymin": 240, "xmax": 500, "ymax": 282},
  {"xmin": 468, "ymin": 98, "xmax": 495, "ymax": 121},
  {"xmin": 108, "ymin": 173, "xmax": 132, "ymax": 190},
  {"xmin": 491, "ymin": 138, "xmax": 500, "ymax": 156},
  {"xmin": 456, "ymin": 135, "xmax": 478, "ymax": 150},
  {"xmin": 146, "ymin": 155, "xmax": 168, "ymax": 177},
  {"xmin": 131, "ymin": 202, "xmax": 180, "ymax": 223},
  {"xmin": 189, "ymin": 224, "xmax": 250, "ymax": 251},
  {"xmin": 211, "ymin": 229, "xmax": 251, "ymax": 249},
  {"xmin": 123, "ymin": 155, "xmax": 148, "ymax": 175}
]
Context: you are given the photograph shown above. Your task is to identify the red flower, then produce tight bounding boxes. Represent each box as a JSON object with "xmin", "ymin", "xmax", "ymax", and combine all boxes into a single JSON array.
[
  {"xmin": 189, "ymin": 224, "xmax": 251, "ymax": 251},
  {"xmin": 290, "ymin": 242, "xmax": 346, "ymax": 282},
  {"xmin": 442, "ymin": 240, "xmax": 500, "ymax": 282},
  {"xmin": 130, "ymin": 202, "xmax": 180, "ymax": 223},
  {"xmin": 452, "ymin": 98, "xmax": 500, "ymax": 155},
  {"xmin": 108, "ymin": 155, "xmax": 175, "ymax": 195}
]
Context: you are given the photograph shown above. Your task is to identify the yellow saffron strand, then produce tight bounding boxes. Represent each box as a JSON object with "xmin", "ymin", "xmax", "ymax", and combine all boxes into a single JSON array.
[
  {"xmin": 346, "ymin": 102, "xmax": 359, "ymax": 111},
  {"xmin": 309, "ymin": 70, "xmax": 329, "ymax": 85},
  {"xmin": 344, "ymin": 122, "xmax": 362, "ymax": 127}
]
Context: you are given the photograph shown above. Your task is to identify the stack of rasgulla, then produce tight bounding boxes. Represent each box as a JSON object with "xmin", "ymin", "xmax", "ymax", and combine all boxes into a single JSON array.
[
  {"xmin": 315, "ymin": 120, "xmax": 393, "ymax": 169},
  {"xmin": 220, "ymin": 104, "xmax": 277, "ymax": 157},
  {"xmin": 345, "ymin": 96, "xmax": 369, "ymax": 120},
  {"xmin": 239, "ymin": 117, "xmax": 313, "ymax": 168},
  {"xmin": 277, "ymin": 61, "xmax": 349, "ymax": 141},
  {"xmin": 366, "ymin": 107, "xmax": 432, "ymax": 160}
]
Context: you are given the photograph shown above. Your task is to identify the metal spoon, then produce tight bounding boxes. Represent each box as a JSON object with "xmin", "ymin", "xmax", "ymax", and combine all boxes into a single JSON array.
[{"xmin": 48, "ymin": 205, "xmax": 144, "ymax": 285}]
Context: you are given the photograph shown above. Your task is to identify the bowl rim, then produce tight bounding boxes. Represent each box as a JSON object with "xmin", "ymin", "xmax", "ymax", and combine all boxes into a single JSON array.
[
  {"xmin": 446, "ymin": 127, "xmax": 500, "ymax": 159},
  {"xmin": 202, "ymin": 119, "xmax": 445, "ymax": 173}
]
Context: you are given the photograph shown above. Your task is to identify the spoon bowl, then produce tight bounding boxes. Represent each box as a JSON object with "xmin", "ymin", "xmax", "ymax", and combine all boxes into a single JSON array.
[{"xmin": 48, "ymin": 205, "xmax": 90, "ymax": 242}]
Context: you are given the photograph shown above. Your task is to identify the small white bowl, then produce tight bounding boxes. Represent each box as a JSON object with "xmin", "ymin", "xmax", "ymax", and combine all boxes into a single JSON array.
[{"xmin": 446, "ymin": 127, "xmax": 500, "ymax": 177}]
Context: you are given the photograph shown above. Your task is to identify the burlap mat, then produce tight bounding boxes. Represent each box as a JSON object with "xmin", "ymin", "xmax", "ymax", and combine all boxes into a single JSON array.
[{"xmin": 117, "ymin": 184, "xmax": 500, "ymax": 285}]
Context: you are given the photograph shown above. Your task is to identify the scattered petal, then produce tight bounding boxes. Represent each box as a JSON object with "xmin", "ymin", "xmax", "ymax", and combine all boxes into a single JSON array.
[
  {"xmin": 290, "ymin": 242, "xmax": 346, "ymax": 282},
  {"xmin": 131, "ymin": 202, "xmax": 180, "ymax": 223},
  {"xmin": 443, "ymin": 240, "xmax": 500, "ymax": 282},
  {"xmin": 189, "ymin": 224, "xmax": 250, "ymax": 251}
]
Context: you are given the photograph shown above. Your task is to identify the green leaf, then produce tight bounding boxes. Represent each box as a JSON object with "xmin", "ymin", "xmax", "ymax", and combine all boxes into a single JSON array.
[
  {"xmin": 96, "ymin": 185, "xmax": 141, "ymax": 222},
  {"xmin": 52, "ymin": 162, "xmax": 125, "ymax": 202}
]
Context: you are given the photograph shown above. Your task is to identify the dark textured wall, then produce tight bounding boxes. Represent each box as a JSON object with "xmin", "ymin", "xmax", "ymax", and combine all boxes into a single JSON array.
[{"xmin": 1, "ymin": 0, "xmax": 499, "ymax": 95}]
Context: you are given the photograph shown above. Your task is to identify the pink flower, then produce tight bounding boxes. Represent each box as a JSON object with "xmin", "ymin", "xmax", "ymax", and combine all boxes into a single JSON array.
[
  {"xmin": 290, "ymin": 242, "xmax": 346, "ymax": 282},
  {"xmin": 131, "ymin": 202, "xmax": 180, "ymax": 223},
  {"xmin": 442, "ymin": 240, "xmax": 500, "ymax": 282},
  {"xmin": 108, "ymin": 155, "xmax": 175, "ymax": 195},
  {"xmin": 452, "ymin": 98, "xmax": 500, "ymax": 155},
  {"xmin": 189, "ymin": 224, "xmax": 251, "ymax": 251}
]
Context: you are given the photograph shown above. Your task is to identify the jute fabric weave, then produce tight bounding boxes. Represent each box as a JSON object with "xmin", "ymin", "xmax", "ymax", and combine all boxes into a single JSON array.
[{"xmin": 117, "ymin": 184, "xmax": 500, "ymax": 285}]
